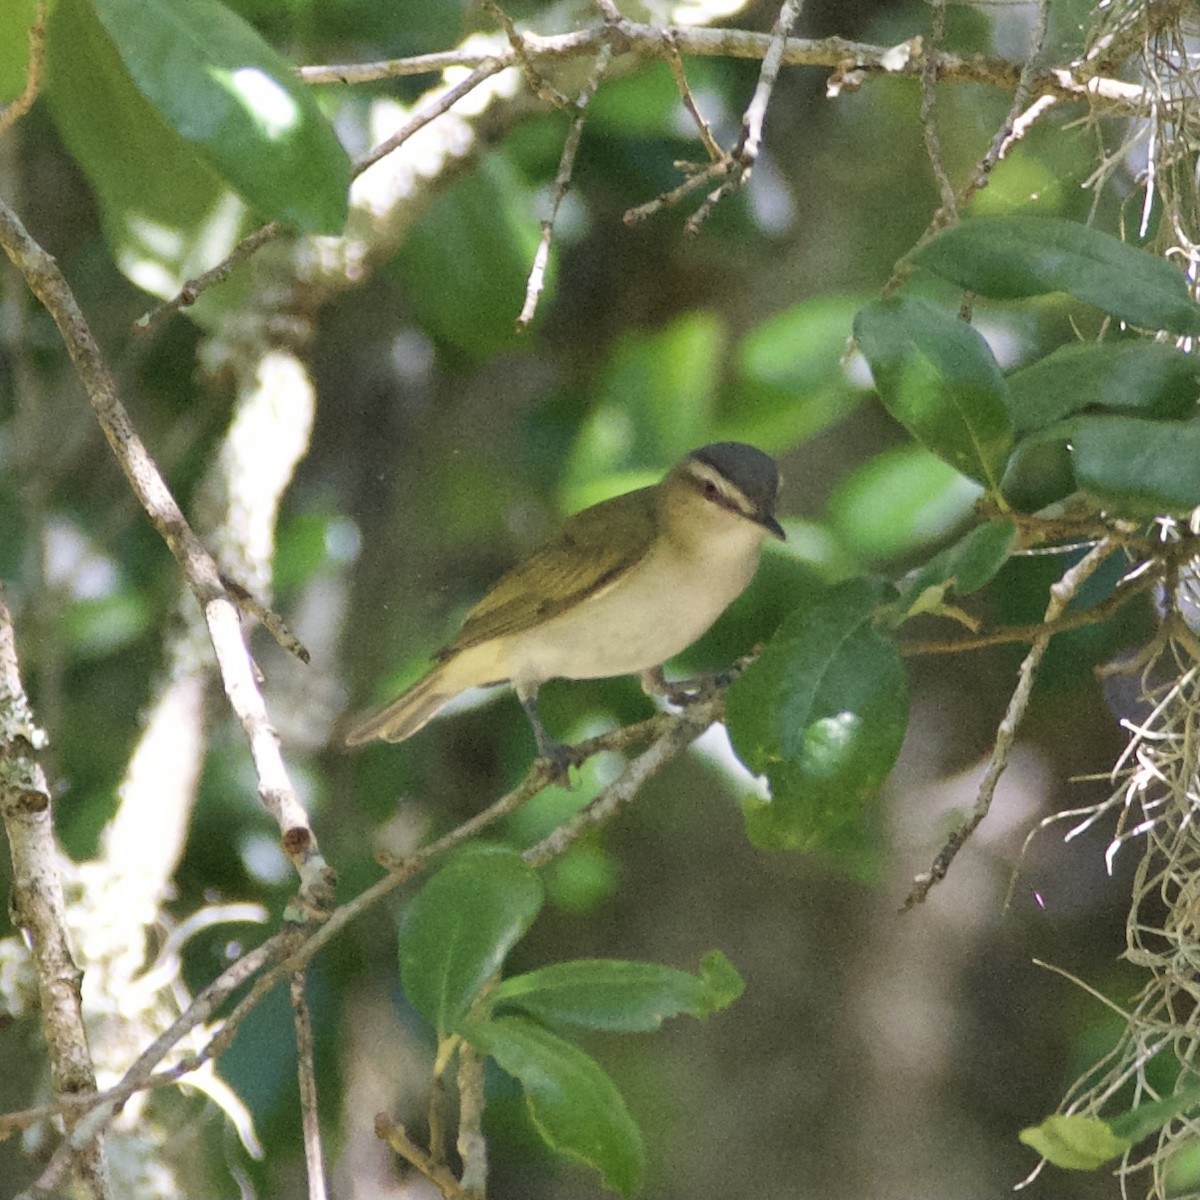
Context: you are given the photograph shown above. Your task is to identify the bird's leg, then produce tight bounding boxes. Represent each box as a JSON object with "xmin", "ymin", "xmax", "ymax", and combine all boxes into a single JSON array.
[
  {"xmin": 640, "ymin": 664, "xmax": 732, "ymax": 707},
  {"xmin": 517, "ymin": 684, "xmax": 581, "ymax": 783}
]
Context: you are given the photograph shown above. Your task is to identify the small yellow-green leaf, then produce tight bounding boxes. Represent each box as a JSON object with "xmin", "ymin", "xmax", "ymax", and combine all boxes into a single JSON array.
[{"xmin": 1019, "ymin": 1114, "xmax": 1131, "ymax": 1170}]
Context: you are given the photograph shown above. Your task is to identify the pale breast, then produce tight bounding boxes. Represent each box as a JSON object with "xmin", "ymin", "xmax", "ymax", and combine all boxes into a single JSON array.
[{"xmin": 500, "ymin": 521, "xmax": 766, "ymax": 686}]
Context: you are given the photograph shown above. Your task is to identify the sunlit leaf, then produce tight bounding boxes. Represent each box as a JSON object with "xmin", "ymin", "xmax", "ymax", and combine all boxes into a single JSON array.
[
  {"xmin": 727, "ymin": 577, "xmax": 909, "ymax": 851},
  {"xmin": 1019, "ymin": 1114, "xmax": 1130, "ymax": 1170},
  {"xmin": 88, "ymin": 0, "xmax": 350, "ymax": 233}
]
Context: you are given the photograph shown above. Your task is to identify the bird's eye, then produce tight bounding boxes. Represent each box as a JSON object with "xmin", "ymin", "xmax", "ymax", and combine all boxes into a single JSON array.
[{"xmin": 703, "ymin": 480, "xmax": 720, "ymax": 501}]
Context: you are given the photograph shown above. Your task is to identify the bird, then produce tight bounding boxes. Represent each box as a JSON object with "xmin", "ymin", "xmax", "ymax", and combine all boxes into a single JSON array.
[{"xmin": 344, "ymin": 442, "xmax": 785, "ymax": 772}]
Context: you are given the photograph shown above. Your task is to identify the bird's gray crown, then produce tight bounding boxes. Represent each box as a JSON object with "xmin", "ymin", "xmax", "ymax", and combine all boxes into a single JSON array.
[{"xmin": 689, "ymin": 442, "xmax": 780, "ymax": 516}]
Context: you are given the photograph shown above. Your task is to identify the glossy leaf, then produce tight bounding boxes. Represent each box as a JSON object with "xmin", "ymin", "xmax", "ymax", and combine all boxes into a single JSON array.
[
  {"xmin": 46, "ymin": 0, "xmax": 253, "ymax": 303},
  {"xmin": 1019, "ymin": 1114, "xmax": 1130, "ymax": 1170},
  {"xmin": 462, "ymin": 1015, "xmax": 645, "ymax": 1197},
  {"xmin": 1006, "ymin": 341, "xmax": 1200, "ymax": 434},
  {"xmin": 89, "ymin": 0, "xmax": 351, "ymax": 233},
  {"xmin": 493, "ymin": 950, "xmax": 744, "ymax": 1032},
  {"xmin": 398, "ymin": 846, "xmax": 544, "ymax": 1038},
  {"xmin": 888, "ymin": 520, "xmax": 1017, "ymax": 625},
  {"xmin": 854, "ymin": 296, "xmax": 1014, "ymax": 488},
  {"xmin": 727, "ymin": 578, "xmax": 909, "ymax": 851},
  {"xmin": 1071, "ymin": 415, "xmax": 1200, "ymax": 515},
  {"xmin": 912, "ymin": 216, "xmax": 1200, "ymax": 335}
]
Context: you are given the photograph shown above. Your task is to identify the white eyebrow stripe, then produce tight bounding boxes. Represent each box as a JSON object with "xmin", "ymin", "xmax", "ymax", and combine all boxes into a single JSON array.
[{"xmin": 686, "ymin": 460, "xmax": 754, "ymax": 517}]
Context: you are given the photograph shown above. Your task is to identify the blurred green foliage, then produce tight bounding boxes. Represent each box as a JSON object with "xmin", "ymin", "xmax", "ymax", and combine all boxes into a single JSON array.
[{"xmin": 0, "ymin": 0, "xmax": 1182, "ymax": 1197}]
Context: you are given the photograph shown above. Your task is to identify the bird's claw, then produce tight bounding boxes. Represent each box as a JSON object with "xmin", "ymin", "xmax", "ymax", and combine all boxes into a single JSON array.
[{"xmin": 534, "ymin": 738, "xmax": 586, "ymax": 787}]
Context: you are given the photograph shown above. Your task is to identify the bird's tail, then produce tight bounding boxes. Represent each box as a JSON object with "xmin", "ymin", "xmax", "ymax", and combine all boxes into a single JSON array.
[{"xmin": 343, "ymin": 664, "xmax": 456, "ymax": 748}]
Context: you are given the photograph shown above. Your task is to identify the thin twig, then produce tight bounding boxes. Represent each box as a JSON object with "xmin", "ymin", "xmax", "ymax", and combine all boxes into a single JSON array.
[
  {"xmin": 687, "ymin": 0, "xmax": 804, "ymax": 235},
  {"xmin": 485, "ymin": 0, "xmax": 571, "ymax": 108},
  {"xmin": 0, "ymin": 200, "xmax": 335, "ymax": 913},
  {"xmin": 222, "ymin": 573, "xmax": 310, "ymax": 663},
  {"xmin": 964, "ymin": 0, "xmax": 1053, "ymax": 201},
  {"xmin": 292, "ymin": 971, "xmax": 329, "ymax": 1200},
  {"xmin": 899, "ymin": 570, "xmax": 1158, "ymax": 656},
  {"xmin": 353, "ymin": 58, "xmax": 510, "ymax": 176},
  {"xmin": 920, "ymin": 0, "xmax": 957, "ymax": 218},
  {"xmin": 524, "ymin": 692, "xmax": 722, "ymax": 866},
  {"xmin": 138, "ymin": 57, "xmax": 509, "ymax": 332},
  {"xmin": 374, "ymin": 1114, "xmax": 464, "ymax": 1199},
  {"xmin": 0, "ymin": 0, "xmax": 48, "ymax": 137},
  {"xmin": 662, "ymin": 31, "xmax": 723, "ymax": 162},
  {"xmin": 517, "ymin": 44, "xmax": 613, "ymax": 331},
  {"xmin": 903, "ymin": 538, "xmax": 1119, "ymax": 910}
]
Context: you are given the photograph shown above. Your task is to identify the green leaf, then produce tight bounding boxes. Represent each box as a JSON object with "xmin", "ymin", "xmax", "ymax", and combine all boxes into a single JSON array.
[
  {"xmin": 462, "ymin": 1015, "xmax": 645, "ymax": 1196},
  {"xmin": 999, "ymin": 424, "xmax": 1078, "ymax": 512},
  {"xmin": 1107, "ymin": 1082, "xmax": 1200, "ymax": 1145},
  {"xmin": 1006, "ymin": 341, "xmax": 1200, "ymax": 435},
  {"xmin": 911, "ymin": 216, "xmax": 1200, "ymax": 336},
  {"xmin": 46, "ymin": 0, "xmax": 254, "ymax": 304},
  {"xmin": 854, "ymin": 296, "xmax": 1014, "ymax": 488},
  {"xmin": 888, "ymin": 520, "xmax": 1017, "ymax": 625},
  {"xmin": 1071, "ymin": 415, "xmax": 1200, "ymax": 515},
  {"xmin": 493, "ymin": 950, "xmax": 744, "ymax": 1032},
  {"xmin": 398, "ymin": 846, "xmax": 544, "ymax": 1038},
  {"xmin": 726, "ymin": 578, "xmax": 909, "ymax": 851},
  {"xmin": 88, "ymin": 0, "xmax": 350, "ymax": 233},
  {"xmin": 827, "ymin": 444, "xmax": 983, "ymax": 561},
  {"xmin": 1019, "ymin": 1114, "xmax": 1131, "ymax": 1170}
]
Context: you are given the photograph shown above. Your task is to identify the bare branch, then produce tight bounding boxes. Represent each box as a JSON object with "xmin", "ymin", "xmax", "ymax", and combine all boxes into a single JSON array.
[
  {"xmin": 517, "ymin": 44, "xmax": 613, "ymax": 331},
  {"xmin": 292, "ymin": 972, "xmax": 329, "ymax": 1200},
  {"xmin": 0, "ymin": 200, "xmax": 335, "ymax": 914},
  {"xmin": 920, "ymin": 0, "xmax": 957, "ymax": 219},
  {"xmin": 0, "ymin": 587, "xmax": 110, "ymax": 1198}
]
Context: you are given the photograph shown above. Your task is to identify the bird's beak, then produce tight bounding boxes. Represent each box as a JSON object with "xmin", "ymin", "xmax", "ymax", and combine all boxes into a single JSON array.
[{"xmin": 758, "ymin": 513, "xmax": 786, "ymax": 540}]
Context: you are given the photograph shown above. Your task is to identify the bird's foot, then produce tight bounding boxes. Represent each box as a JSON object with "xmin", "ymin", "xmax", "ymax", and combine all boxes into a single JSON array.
[
  {"xmin": 640, "ymin": 665, "xmax": 732, "ymax": 708},
  {"xmin": 533, "ymin": 737, "xmax": 587, "ymax": 787}
]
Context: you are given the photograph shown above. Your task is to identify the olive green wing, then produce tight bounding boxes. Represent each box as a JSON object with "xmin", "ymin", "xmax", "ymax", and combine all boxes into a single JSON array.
[{"xmin": 437, "ymin": 486, "xmax": 657, "ymax": 659}]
